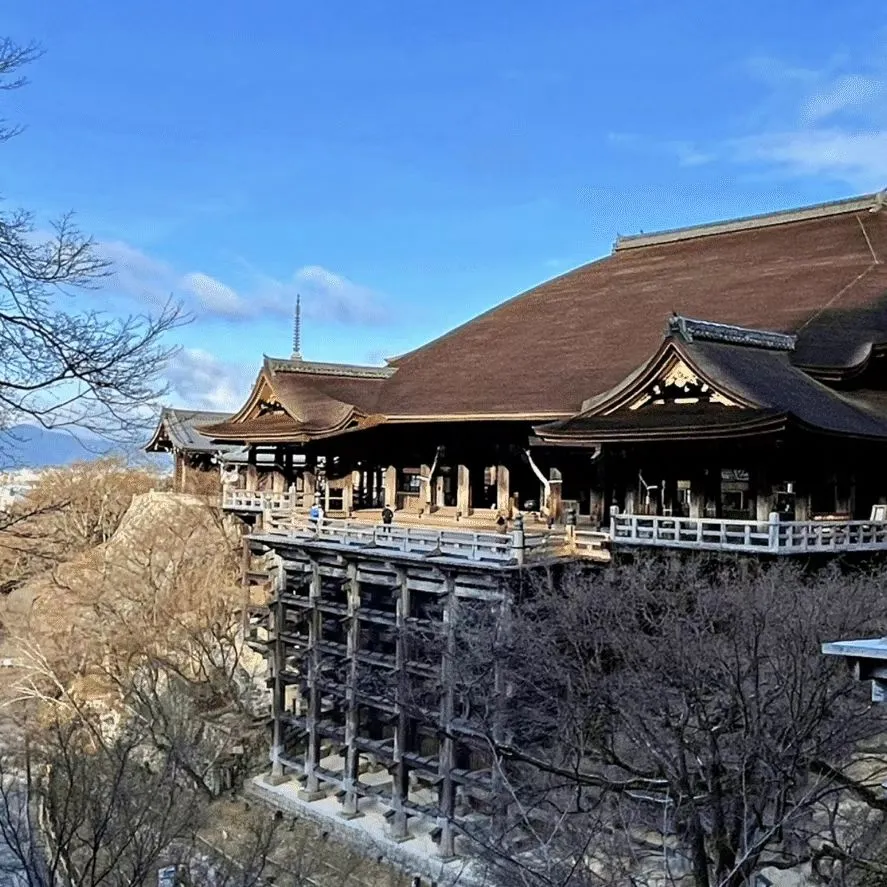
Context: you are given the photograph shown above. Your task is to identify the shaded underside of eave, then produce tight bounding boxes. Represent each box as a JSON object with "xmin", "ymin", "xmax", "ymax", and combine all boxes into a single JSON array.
[
  {"xmin": 536, "ymin": 412, "xmax": 887, "ymax": 446},
  {"xmin": 203, "ymin": 410, "xmax": 577, "ymax": 445},
  {"xmin": 536, "ymin": 409, "xmax": 789, "ymax": 444}
]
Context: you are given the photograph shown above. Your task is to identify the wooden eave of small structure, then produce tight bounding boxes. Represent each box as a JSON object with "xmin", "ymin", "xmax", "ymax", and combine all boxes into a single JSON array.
[{"xmin": 145, "ymin": 408, "xmax": 237, "ymax": 454}]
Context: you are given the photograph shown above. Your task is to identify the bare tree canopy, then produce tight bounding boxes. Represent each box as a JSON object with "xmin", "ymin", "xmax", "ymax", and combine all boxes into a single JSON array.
[
  {"xmin": 0, "ymin": 38, "xmax": 184, "ymax": 446},
  {"xmin": 451, "ymin": 556, "xmax": 887, "ymax": 887}
]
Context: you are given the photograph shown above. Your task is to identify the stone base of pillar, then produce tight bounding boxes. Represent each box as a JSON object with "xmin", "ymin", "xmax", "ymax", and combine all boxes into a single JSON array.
[
  {"xmin": 435, "ymin": 820, "xmax": 457, "ymax": 860},
  {"xmin": 338, "ymin": 808, "xmax": 365, "ymax": 820},
  {"xmin": 387, "ymin": 810, "xmax": 412, "ymax": 842},
  {"xmin": 297, "ymin": 788, "xmax": 328, "ymax": 802},
  {"xmin": 265, "ymin": 771, "xmax": 291, "ymax": 786}
]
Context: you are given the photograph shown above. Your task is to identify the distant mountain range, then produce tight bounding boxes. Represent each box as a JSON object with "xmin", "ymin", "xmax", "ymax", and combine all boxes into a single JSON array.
[{"xmin": 0, "ymin": 425, "xmax": 122, "ymax": 469}]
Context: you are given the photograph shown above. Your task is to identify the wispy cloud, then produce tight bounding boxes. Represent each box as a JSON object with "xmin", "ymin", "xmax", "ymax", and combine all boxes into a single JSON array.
[
  {"xmin": 606, "ymin": 132, "xmax": 715, "ymax": 168},
  {"xmin": 98, "ymin": 241, "xmax": 389, "ymax": 325},
  {"xmin": 734, "ymin": 129, "xmax": 887, "ymax": 188},
  {"xmin": 801, "ymin": 74, "xmax": 886, "ymax": 124},
  {"xmin": 609, "ymin": 43, "xmax": 887, "ymax": 190},
  {"xmin": 162, "ymin": 348, "xmax": 254, "ymax": 412}
]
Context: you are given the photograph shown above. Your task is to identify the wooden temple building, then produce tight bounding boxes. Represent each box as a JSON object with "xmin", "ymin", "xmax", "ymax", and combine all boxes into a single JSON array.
[
  {"xmin": 171, "ymin": 191, "xmax": 887, "ymax": 858},
  {"xmin": 145, "ymin": 407, "xmax": 297, "ymax": 494}
]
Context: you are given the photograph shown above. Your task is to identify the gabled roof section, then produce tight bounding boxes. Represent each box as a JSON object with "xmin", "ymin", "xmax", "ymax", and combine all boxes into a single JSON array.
[
  {"xmin": 145, "ymin": 408, "xmax": 240, "ymax": 454},
  {"xmin": 536, "ymin": 316, "xmax": 887, "ymax": 444},
  {"xmin": 200, "ymin": 357, "xmax": 388, "ymax": 443}
]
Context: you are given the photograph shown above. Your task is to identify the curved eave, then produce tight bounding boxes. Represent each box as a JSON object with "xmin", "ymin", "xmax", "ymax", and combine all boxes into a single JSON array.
[
  {"xmin": 144, "ymin": 420, "xmax": 170, "ymax": 453},
  {"xmin": 205, "ymin": 407, "xmax": 382, "ymax": 445},
  {"xmin": 795, "ymin": 342, "xmax": 880, "ymax": 384}
]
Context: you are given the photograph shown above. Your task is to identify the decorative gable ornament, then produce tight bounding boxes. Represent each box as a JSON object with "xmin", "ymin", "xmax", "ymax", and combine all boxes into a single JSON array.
[{"xmin": 627, "ymin": 358, "xmax": 738, "ymax": 410}]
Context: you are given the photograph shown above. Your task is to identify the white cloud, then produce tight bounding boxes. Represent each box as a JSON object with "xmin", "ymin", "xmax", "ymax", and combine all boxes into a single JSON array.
[
  {"xmin": 610, "ymin": 45, "xmax": 887, "ymax": 190},
  {"xmin": 801, "ymin": 74, "xmax": 886, "ymax": 123},
  {"xmin": 606, "ymin": 132, "xmax": 715, "ymax": 169},
  {"xmin": 734, "ymin": 129, "xmax": 887, "ymax": 189},
  {"xmin": 162, "ymin": 348, "xmax": 254, "ymax": 412},
  {"xmin": 731, "ymin": 47, "xmax": 887, "ymax": 188},
  {"xmin": 97, "ymin": 241, "xmax": 389, "ymax": 327},
  {"xmin": 181, "ymin": 271, "xmax": 250, "ymax": 319},
  {"xmin": 294, "ymin": 265, "xmax": 389, "ymax": 325},
  {"xmin": 99, "ymin": 240, "xmax": 177, "ymax": 309}
]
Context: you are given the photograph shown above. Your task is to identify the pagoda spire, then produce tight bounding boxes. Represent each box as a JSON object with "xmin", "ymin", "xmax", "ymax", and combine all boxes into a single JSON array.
[{"xmin": 291, "ymin": 294, "xmax": 303, "ymax": 360}]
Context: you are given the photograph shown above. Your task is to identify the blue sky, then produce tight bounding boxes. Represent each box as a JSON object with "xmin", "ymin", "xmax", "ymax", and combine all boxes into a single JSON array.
[{"xmin": 3, "ymin": 1, "xmax": 887, "ymax": 412}]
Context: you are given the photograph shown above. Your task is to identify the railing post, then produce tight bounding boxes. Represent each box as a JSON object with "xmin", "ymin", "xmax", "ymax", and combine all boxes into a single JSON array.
[
  {"xmin": 513, "ymin": 514, "xmax": 525, "ymax": 565},
  {"xmin": 768, "ymin": 511, "xmax": 780, "ymax": 552},
  {"xmin": 565, "ymin": 506, "xmax": 577, "ymax": 552},
  {"xmin": 610, "ymin": 506, "xmax": 618, "ymax": 538}
]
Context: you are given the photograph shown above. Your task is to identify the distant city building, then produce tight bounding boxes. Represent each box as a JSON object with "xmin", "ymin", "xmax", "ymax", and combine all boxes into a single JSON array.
[{"xmin": 0, "ymin": 468, "xmax": 44, "ymax": 511}]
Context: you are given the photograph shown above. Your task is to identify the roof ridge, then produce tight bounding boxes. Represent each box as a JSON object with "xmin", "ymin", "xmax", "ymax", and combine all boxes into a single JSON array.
[
  {"xmin": 668, "ymin": 316, "xmax": 797, "ymax": 351},
  {"xmin": 264, "ymin": 356, "xmax": 396, "ymax": 379},
  {"xmin": 615, "ymin": 191, "xmax": 886, "ymax": 252}
]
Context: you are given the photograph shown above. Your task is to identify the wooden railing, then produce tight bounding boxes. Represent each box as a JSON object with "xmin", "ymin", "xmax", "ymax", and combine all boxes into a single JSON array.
[
  {"xmin": 249, "ymin": 510, "xmax": 617, "ymax": 564},
  {"xmin": 610, "ymin": 511, "xmax": 887, "ymax": 555},
  {"xmin": 274, "ymin": 515, "xmax": 518, "ymax": 564},
  {"xmin": 222, "ymin": 488, "xmax": 302, "ymax": 513}
]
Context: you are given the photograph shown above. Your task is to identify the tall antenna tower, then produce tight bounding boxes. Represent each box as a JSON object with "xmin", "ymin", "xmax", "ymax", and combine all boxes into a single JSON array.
[{"xmin": 291, "ymin": 294, "xmax": 303, "ymax": 360}]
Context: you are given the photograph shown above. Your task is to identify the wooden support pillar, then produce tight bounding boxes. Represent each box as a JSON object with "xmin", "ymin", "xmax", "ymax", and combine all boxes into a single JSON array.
[
  {"xmin": 688, "ymin": 475, "xmax": 705, "ymax": 519},
  {"xmin": 704, "ymin": 466, "xmax": 721, "ymax": 519},
  {"xmin": 456, "ymin": 465, "xmax": 470, "ymax": 516},
  {"xmin": 340, "ymin": 561, "xmax": 363, "ymax": 818},
  {"xmin": 548, "ymin": 468, "xmax": 563, "ymax": 524},
  {"xmin": 173, "ymin": 452, "xmax": 183, "ymax": 493},
  {"xmin": 303, "ymin": 469, "xmax": 316, "ymax": 505},
  {"xmin": 491, "ymin": 593, "xmax": 512, "ymax": 839},
  {"xmin": 239, "ymin": 523, "xmax": 252, "ymax": 634},
  {"xmin": 267, "ymin": 578, "xmax": 290, "ymax": 785},
  {"xmin": 383, "ymin": 466, "xmax": 397, "ymax": 510},
  {"xmin": 246, "ymin": 447, "xmax": 258, "ymax": 492},
  {"xmin": 496, "ymin": 465, "xmax": 510, "ymax": 515},
  {"xmin": 340, "ymin": 473, "xmax": 355, "ymax": 515},
  {"xmin": 623, "ymin": 487, "xmax": 636, "ymax": 515},
  {"xmin": 588, "ymin": 487, "xmax": 604, "ymax": 526},
  {"xmin": 755, "ymin": 469, "xmax": 773, "ymax": 522},
  {"xmin": 434, "ymin": 475, "xmax": 445, "ymax": 509},
  {"xmin": 437, "ymin": 573, "xmax": 457, "ymax": 860},
  {"xmin": 419, "ymin": 464, "xmax": 432, "ymax": 512},
  {"xmin": 390, "ymin": 567, "xmax": 412, "ymax": 842},
  {"xmin": 299, "ymin": 559, "xmax": 325, "ymax": 800},
  {"xmin": 272, "ymin": 446, "xmax": 285, "ymax": 493}
]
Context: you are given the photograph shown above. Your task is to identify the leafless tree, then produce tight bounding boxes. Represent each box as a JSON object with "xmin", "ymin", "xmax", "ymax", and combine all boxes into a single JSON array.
[
  {"xmin": 0, "ymin": 37, "xmax": 184, "ymax": 451},
  {"xmin": 0, "ymin": 458, "xmax": 164, "ymax": 598},
  {"xmin": 447, "ymin": 556, "xmax": 887, "ymax": 887},
  {"xmin": 0, "ymin": 715, "xmax": 204, "ymax": 887}
]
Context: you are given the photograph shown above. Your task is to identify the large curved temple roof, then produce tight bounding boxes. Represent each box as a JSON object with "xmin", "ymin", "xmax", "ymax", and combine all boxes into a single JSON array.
[{"xmin": 203, "ymin": 192, "xmax": 887, "ymax": 445}]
